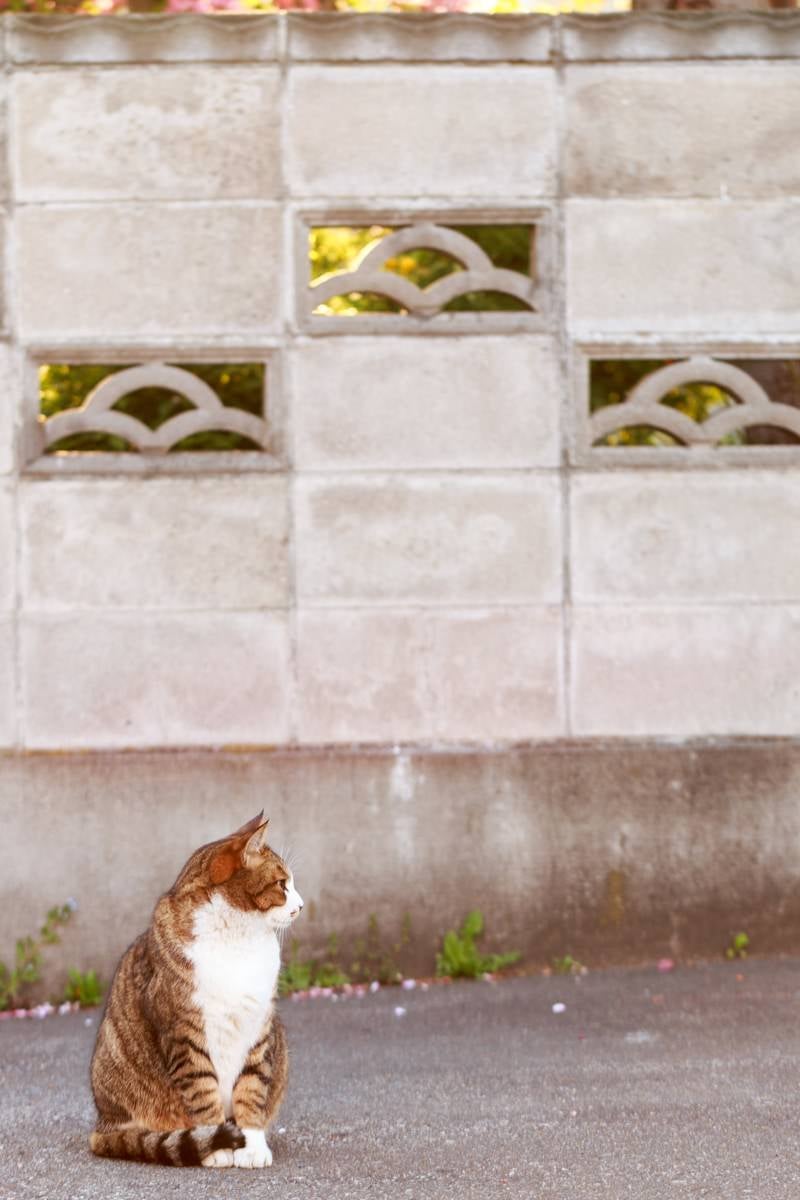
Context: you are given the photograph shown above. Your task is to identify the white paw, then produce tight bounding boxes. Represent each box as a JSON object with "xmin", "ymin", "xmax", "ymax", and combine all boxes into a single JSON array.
[
  {"xmin": 233, "ymin": 1127, "xmax": 272, "ymax": 1169},
  {"xmin": 202, "ymin": 1147, "xmax": 235, "ymax": 1168}
]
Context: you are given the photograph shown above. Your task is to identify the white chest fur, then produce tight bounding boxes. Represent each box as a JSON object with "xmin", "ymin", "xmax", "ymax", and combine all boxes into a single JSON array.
[{"xmin": 186, "ymin": 894, "xmax": 281, "ymax": 1118}]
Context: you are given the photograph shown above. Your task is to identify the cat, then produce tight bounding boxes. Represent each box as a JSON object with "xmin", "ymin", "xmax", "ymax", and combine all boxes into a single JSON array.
[{"xmin": 89, "ymin": 811, "xmax": 303, "ymax": 1168}]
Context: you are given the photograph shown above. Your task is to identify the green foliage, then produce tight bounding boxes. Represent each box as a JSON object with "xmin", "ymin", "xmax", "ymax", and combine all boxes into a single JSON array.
[
  {"xmin": 278, "ymin": 946, "xmax": 314, "ymax": 995},
  {"xmin": 590, "ymin": 359, "xmax": 744, "ymax": 448},
  {"xmin": 0, "ymin": 904, "xmax": 74, "ymax": 1012},
  {"xmin": 552, "ymin": 954, "xmax": 583, "ymax": 976},
  {"xmin": 312, "ymin": 936, "xmax": 350, "ymax": 989},
  {"xmin": 725, "ymin": 932, "xmax": 750, "ymax": 961},
  {"xmin": 350, "ymin": 912, "xmax": 412, "ymax": 985},
  {"xmin": 435, "ymin": 910, "xmax": 521, "ymax": 980},
  {"xmin": 309, "ymin": 225, "xmax": 391, "ymax": 282},
  {"xmin": 279, "ymin": 935, "xmax": 350, "ymax": 996},
  {"xmin": 309, "ymin": 224, "xmax": 532, "ymax": 316},
  {"xmin": 63, "ymin": 968, "xmax": 105, "ymax": 1008},
  {"xmin": 40, "ymin": 362, "xmax": 264, "ymax": 454}
]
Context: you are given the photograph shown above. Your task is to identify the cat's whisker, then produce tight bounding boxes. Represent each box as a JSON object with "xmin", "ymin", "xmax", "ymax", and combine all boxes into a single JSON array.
[{"xmin": 276, "ymin": 842, "xmax": 302, "ymax": 878}]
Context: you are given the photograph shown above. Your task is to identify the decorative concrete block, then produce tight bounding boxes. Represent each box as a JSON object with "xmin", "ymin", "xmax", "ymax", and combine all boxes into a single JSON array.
[
  {"xmin": 7, "ymin": 13, "xmax": 281, "ymax": 65},
  {"xmin": 21, "ymin": 476, "xmax": 289, "ymax": 611},
  {"xmin": 14, "ymin": 67, "xmax": 282, "ymax": 202},
  {"xmin": 286, "ymin": 12, "xmax": 554, "ymax": 63},
  {"xmin": 0, "ymin": 617, "xmax": 14, "ymax": 748},
  {"xmin": 561, "ymin": 12, "xmax": 800, "ymax": 63},
  {"xmin": 296, "ymin": 610, "xmax": 430, "ymax": 744},
  {"xmin": 0, "ymin": 480, "xmax": 15, "ymax": 612},
  {"xmin": 427, "ymin": 607, "xmax": 563, "ymax": 741},
  {"xmin": 287, "ymin": 66, "xmax": 557, "ymax": 198},
  {"xmin": 565, "ymin": 64, "xmax": 800, "ymax": 199},
  {"xmin": 295, "ymin": 473, "xmax": 562, "ymax": 606},
  {"xmin": 571, "ymin": 606, "xmax": 800, "ymax": 737},
  {"xmin": 296, "ymin": 607, "xmax": 564, "ymax": 743},
  {"xmin": 21, "ymin": 612, "xmax": 291, "ymax": 749},
  {"xmin": 291, "ymin": 336, "xmax": 560, "ymax": 469},
  {"xmin": 572, "ymin": 472, "xmax": 800, "ymax": 604},
  {"xmin": 567, "ymin": 199, "xmax": 800, "ymax": 334},
  {"xmin": 17, "ymin": 203, "xmax": 282, "ymax": 338}
]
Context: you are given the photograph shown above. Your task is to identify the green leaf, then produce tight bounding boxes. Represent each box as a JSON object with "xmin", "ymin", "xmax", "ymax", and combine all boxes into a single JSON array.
[{"xmin": 462, "ymin": 910, "xmax": 484, "ymax": 940}]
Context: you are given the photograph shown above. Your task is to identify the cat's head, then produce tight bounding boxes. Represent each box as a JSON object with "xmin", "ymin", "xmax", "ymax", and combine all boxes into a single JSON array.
[{"xmin": 175, "ymin": 812, "xmax": 303, "ymax": 929}]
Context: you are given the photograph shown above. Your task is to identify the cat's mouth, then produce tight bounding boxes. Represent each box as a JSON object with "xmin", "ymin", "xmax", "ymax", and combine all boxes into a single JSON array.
[{"xmin": 272, "ymin": 910, "xmax": 300, "ymax": 929}]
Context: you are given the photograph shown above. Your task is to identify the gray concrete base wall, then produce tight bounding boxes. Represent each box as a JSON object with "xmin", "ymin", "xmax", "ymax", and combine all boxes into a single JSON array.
[{"xmin": 4, "ymin": 741, "xmax": 800, "ymax": 999}]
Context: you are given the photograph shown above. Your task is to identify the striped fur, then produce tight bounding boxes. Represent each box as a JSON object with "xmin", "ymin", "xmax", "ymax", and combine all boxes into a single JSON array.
[
  {"xmin": 89, "ymin": 813, "xmax": 301, "ymax": 1168},
  {"xmin": 90, "ymin": 1122, "xmax": 244, "ymax": 1166}
]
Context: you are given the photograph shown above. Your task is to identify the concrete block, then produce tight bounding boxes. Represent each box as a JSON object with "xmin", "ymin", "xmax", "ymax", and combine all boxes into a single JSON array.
[
  {"xmin": 571, "ymin": 606, "xmax": 800, "ymax": 737},
  {"xmin": 291, "ymin": 336, "xmax": 560, "ymax": 469},
  {"xmin": 0, "ymin": 618, "xmax": 15, "ymax": 748},
  {"xmin": 0, "ymin": 84, "xmax": 7, "ymax": 201},
  {"xmin": 0, "ymin": 344, "xmax": 15, "ymax": 475},
  {"xmin": 0, "ymin": 414, "xmax": 10, "ymax": 477},
  {"xmin": 572, "ymin": 472, "xmax": 800, "ymax": 604},
  {"xmin": 561, "ymin": 12, "xmax": 800, "ymax": 63},
  {"xmin": 8, "ymin": 13, "xmax": 281, "ymax": 64},
  {"xmin": 297, "ymin": 607, "xmax": 563, "ymax": 743},
  {"xmin": 14, "ymin": 67, "xmax": 282, "ymax": 202},
  {"xmin": 21, "ymin": 612, "xmax": 291, "ymax": 749},
  {"xmin": 20, "ymin": 476, "xmax": 289, "ymax": 611},
  {"xmin": 296, "ymin": 610, "xmax": 430, "ymax": 744},
  {"xmin": 567, "ymin": 200, "xmax": 800, "ymax": 334},
  {"xmin": 0, "ymin": 211, "xmax": 7, "ymax": 335},
  {"xmin": 565, "ymin": 64, "xmax": 800, "ymax": 199},
  {"xmin": 287, "ymin": 12, "xmax": 554, "ymax": 62},
  {"xmin": 295, "ymin": 473, "xmax": 562, "ymax": 606},
  {"xmin": 0, "ymin": 480, "xmax": 15, "ymax": 612},
  {"xmin": 287, "ymin": 66, "xmax": 557, "ymax": 198},
  {"xmin": 427, "ymin": 607, "xmax": 563, "ymax": 741},
  {"xmin": 17, "ymin": 204, "xmax": 282, "ymax": 339}
]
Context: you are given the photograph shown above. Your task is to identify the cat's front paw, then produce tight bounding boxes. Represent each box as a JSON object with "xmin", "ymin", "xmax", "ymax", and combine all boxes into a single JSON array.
[
  {"xmin": 233, "ymin": 1128, "xmax": 273, "ymax": 1169},
  {"xmin": 202, "ymin": 1148, "xmax": 235, "ymax": 1169}
]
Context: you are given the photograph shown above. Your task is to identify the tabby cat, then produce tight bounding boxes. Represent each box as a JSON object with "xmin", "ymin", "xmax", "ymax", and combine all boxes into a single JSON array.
[{"xmin": 89, "ymin": 812, "xmax": 303, "ymax": 1168}]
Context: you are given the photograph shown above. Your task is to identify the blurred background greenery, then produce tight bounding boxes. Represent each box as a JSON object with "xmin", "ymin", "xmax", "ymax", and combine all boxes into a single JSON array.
[
  {"xmin": 590, "ymin": 360, "xmax": 800, "ymax": 447},
  {"xmin": 309, "ymin": 224, "xmax": 534, "ymax": 316},
  {"xmin": 40, "ymin": 363, "xmax": 264, "ymax": 454}
]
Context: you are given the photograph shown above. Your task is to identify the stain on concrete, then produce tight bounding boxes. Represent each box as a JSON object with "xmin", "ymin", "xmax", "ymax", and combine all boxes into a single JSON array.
[{"xmin": 600, "ymin": 868, "xmax": 627, "ymax": 929}]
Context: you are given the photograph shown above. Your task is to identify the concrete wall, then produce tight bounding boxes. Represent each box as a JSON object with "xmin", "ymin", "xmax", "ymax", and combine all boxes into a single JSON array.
[
  {"xmin": 2, "ymin": 11, "xmax": 800, "ymax": 986},
  {"xmin": 5, "ymin": 743, "xmax": 800, "ymax": 983}
]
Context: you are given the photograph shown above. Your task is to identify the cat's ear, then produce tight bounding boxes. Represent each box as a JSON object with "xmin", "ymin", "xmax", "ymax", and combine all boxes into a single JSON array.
[
  {"xmin": 232, "ymin": 810, "xmax": 265, "ymax": 837},
  {"xmin": 242, "ymin": 819, "xmax": 270, "ymax": 870},
  {"xmin": 208, "ymin": 812, "xmax": 267, "ymax": 884}
]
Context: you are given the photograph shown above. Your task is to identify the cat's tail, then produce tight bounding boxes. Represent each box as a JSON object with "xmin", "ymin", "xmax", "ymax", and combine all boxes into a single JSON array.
[{"xmin": 89, "ymin": 1121, "xmax": 245, "ymax": 1166}]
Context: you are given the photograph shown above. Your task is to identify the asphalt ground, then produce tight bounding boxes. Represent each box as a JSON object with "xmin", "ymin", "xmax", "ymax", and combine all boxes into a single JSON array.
[{"xmin": 2, "ymin": 960, "xmax": 800, "ymax": 1200}]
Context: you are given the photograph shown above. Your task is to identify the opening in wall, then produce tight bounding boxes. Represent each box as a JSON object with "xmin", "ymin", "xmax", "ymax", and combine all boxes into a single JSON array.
[
  {"xmin": 27, "ymin": 360, "xmax": 280, "ymax": 472},
  {"xmin": 301, "ymin": 216, "xmax": 548, "ymax": 332},
  {"xmin": 588, "ymin": 357, "xmax": 800, "ymax": 451}
]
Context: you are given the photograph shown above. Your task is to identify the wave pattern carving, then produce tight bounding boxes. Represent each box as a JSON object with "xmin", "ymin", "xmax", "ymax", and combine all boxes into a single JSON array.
[
  {"xmin": 42, "ymin": 363, "xmax": 270, "ymax": 455},
  {"xmin": 309, "ymin": 224, "xmax": 536, "ymax": 319},
  {"xmin": 590, "ymin": 357, "xmax": 800, "ymax": 448}
]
